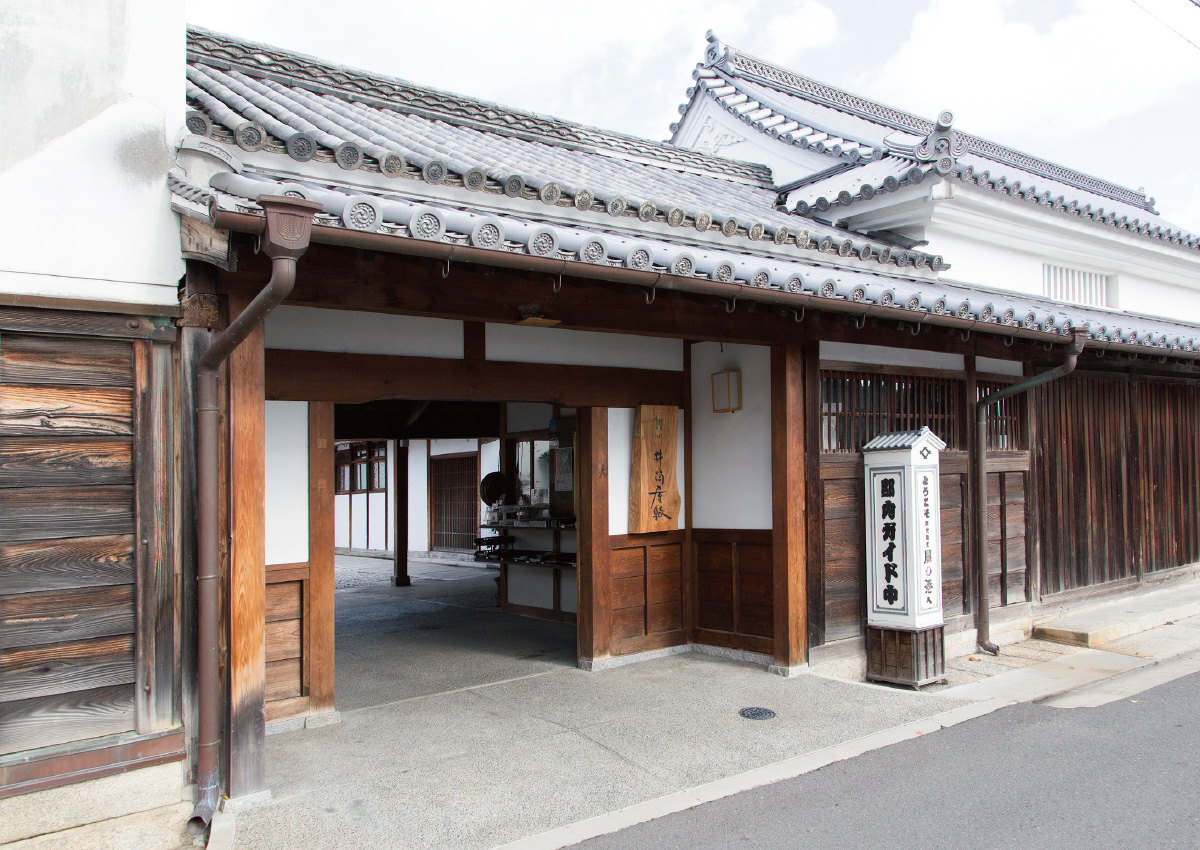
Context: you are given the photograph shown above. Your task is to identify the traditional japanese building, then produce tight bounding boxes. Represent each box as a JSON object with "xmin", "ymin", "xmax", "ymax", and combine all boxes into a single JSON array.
[{"xmin": 3, "ymin": 10, "xmax": 1200, "ymax": 841}]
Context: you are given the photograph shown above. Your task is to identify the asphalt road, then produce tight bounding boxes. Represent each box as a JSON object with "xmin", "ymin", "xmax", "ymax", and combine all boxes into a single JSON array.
[{"xmin": 578, "ymin": 665, "xmax": 1200, "ymax": 850}]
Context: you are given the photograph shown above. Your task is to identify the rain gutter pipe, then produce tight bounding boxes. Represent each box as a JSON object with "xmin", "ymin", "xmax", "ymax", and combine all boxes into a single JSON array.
[
  {"xmin": 972, "ymin": 329, "xmax": 1087, "ymax": 655},
  {"xmin": 188, "ymin": 196, "xmax": 322, "ymax": 837}
]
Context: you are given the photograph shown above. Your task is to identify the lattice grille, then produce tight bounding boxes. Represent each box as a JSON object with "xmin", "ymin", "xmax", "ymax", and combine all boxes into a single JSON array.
[
  {"xmin": 820, "ymin": 371, "xmax": 963, "ymax": 452},
  {"xmin": 978, "ymin": 382, "xmax": 1025, "ymax": 450}
]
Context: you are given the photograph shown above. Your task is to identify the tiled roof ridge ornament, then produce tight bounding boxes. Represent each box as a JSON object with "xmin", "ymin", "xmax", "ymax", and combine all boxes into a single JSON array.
[
  {"xmin": 914, "ymin": 110, "xmax": 967, "ymax": 176},
  {"xmin": 704, "ymin": 30, "xmax": 730, "ymax": 69}
]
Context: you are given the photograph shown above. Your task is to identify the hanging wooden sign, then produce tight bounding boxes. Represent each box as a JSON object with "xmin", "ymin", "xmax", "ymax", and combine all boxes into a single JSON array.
[{"xmin": 628, "ymin": 404, "xmax": 680, "ymax": 533}]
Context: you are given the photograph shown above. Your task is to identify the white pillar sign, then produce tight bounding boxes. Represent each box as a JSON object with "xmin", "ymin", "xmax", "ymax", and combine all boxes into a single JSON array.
[{"xmin": 862, "ymin": 427, "xmax": 946, "ymax": 630}]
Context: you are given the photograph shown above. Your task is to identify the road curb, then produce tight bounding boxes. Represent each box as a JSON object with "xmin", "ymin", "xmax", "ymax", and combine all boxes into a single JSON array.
[{"xmin": 487, "ymin": 697, "xmax": 1011, "ymax": 850}]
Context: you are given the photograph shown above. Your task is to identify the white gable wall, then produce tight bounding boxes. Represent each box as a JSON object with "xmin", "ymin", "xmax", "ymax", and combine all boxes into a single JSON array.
[{"xmin": 0, "ymin": 0, "xmax": 184, "ymax": 307}]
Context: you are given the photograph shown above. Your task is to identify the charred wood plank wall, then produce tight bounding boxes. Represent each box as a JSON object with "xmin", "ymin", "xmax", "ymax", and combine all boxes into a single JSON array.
[
  {"xmin": 0, "ymin": 325, "xmax": 176, "ymax": 760},
  {"xmin": 1033, "ymin": 374, "xmax": 1200, "ymax": 596}
]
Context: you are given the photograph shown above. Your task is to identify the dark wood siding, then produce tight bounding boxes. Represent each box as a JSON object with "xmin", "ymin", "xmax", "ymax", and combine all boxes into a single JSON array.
[
  {"xmin": 1034, "ymin": 375, "xmax": 1200, "ymax": 595},
  {"xmin": 0, "ymin": 334, "xmax": 138, "ymax": 756},
  {"xmin": 608, "ymin": 531, "xmax": 686, "ymax": 656},
  {"xmin": 692, "ymin": 529, "xmax": 774, "ymax": 656}
]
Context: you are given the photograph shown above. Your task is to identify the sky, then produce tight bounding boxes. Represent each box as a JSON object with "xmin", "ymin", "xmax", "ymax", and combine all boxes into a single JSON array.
[{"xmin": 185, "ymin": 0, "xmax": 1200, "ymax": 233}]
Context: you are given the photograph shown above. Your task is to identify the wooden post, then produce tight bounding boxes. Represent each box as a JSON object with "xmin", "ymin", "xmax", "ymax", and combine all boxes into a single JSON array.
[
  {"xmin": 771, "ymin": 344, "xmax": 807, "ymax": 671},
  {"xmin": 802, "ymin": 338, "xmax": 824, "ymax": 650},
  {"xmin": 307, "ymin": 402, "xmax": 336, "ymax": 713},
  {"xmin": 393, "ymin": 442, "xmax": 410, "ymax": 587},
  {"xmin": 227, "ymin": 293, "xmax": 266, "ymax": 799},
  {"xmin": 577, "ymin": 407, "xmax": 610, "ymax": 668}
]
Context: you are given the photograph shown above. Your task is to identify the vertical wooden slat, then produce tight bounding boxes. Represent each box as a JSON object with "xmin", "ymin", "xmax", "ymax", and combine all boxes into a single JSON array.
[
  {"xmin": 682, "ymin": 344, "xmax": 695, "ymax": 641},
  {"xmin": 308, "ymin": 402, "xmax": 335, "ymax": 714},
  {"xmin": 771, "ymin": 344, "xmax": 806, "ymax": 669},
  {"xmin": 803, "ymin": 339, "xmax": 825, "ymax": 648},
  {"xmin": 133, "ymin": 340, "xmax": 154, "ymax": 735},
  {"xmin": 577, "ymin": 408, "xmax": 610, "ymax": 666},
  {"xmin": 227, "ymin": 294, "xmax": 266, "ymax": 799}
]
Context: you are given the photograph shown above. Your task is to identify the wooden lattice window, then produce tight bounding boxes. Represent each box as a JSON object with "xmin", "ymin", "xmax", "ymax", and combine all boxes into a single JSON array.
[
  {"xmin": 978, "ymin": 382, "xmax": 1025, "ymax": 450},
  {"xmin": 821, "ymin": 370, "xmax": 963, "ymax": 452},
  {"xmin": 335, "ymin": 441, "xmax": 387, "ymax": 494}
]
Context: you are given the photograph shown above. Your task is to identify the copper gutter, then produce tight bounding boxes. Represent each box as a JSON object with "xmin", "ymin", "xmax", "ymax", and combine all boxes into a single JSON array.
[
  {"xmin": 188, "ymin": 196, "xmax": 322, "ymax": 837},
  {"xmin": 972, "ymin": 330, "xmax": 1087, "ymax": 655}
]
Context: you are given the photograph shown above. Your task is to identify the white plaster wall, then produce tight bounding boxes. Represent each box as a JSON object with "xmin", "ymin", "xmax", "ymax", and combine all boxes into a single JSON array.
[
  {"xmin": 264, "ymin": 401, "xmax": 308, "ymax": 565},
  {"xmin": 820, "ymin": 341, "xmax": 965, "ymax": 372},
  {"xmin": 561, "ymin": 570, "xmax": 578, "ymax": 613},
  {"xmin": 265, "ymin": 306, "xmax": 464, "ymax": 358},
  {"xmin": 976, "ymin": 357, "xmax": 1024, "ymax": 377},
  {"xmin": 690, "ymin": 343, "xmax": 772, "ymax": 530},
  {"xmin": 508, "ymin": 403, "xmax": 553, "ymax": 433},
  {"xmin": 480, "ymin": 439, "xmax": 500, "ymax": 537},
  {"xmin": 350, "ymin": 494, "xmax": 367, "ymax": 549},
  {"xmin": 1117, "ymin": 274, "xmax": 1200, "ymax": 326},
  {"xmin": 0, "ymin": 0, "xmax": 184, "ymax": 306},
  {"xmin": 486, "ymin": 325, "xmax": 684, "ymax": 372},
  {"xmin": 429, "ymin": 438, "xmax": 478, "ymax": 456},
  {"xmin": 507, "ymin": 564, "xmax": 555, "ymax": 609},
  {"xmin": 407, "ymin": 440, "xmax": 429, "ymax": 551},
  {"xmin": 334, "ymin": 494, "xmax": 350, "ymax": 549},
  {"xmin": 367, "ymin": 492, "xmax": 387, "ymax": 550},
  {"xmin": 607, "ymin": 407, "xmax": 686, "ymax": 536}
]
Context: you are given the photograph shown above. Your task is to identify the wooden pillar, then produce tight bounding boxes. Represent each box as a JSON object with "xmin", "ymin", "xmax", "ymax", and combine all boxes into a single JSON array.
[
  {"xmin": 802, "ymin": 338, "xmax": 824, "ymax": 650},
  {"xmin": 227, "ymin": 293, "xmax": 266, "ymax": 798},
  {"xmin": 393, "ymin": 442, "xmax": 411, "ymax": 587},
  {"xmin": 307, "ymin": 402, "xmax": 336, "ymax": 713},
  {"xmin": 771, "ymin": 343, "xmax": 807, "ymax": 671},
  {"xmin": 577, "ymin": 407, "xmax": 610, "ymax": 668}
]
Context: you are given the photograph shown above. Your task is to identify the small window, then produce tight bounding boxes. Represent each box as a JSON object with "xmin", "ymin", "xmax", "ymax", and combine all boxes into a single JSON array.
[
  {"xmin": 821, "ymin": 370, "xmax": 963, "ymax": 452},
  {"xmin": 335, "ymin": 440, "xmax": 388, "ymax": 494},
  {"xmin": 978, "ymin": 382, "xmax": 1024, "ymax": 450}
]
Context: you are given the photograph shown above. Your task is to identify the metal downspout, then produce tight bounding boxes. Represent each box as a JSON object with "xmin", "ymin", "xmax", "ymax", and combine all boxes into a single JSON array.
[
  {"xmin": 973, "ymin": 330, "xmax": 1087, "ymax": 654},
  {"xmin": 187, "ymin": 196, "xmax": 322, "ymax": 837}
]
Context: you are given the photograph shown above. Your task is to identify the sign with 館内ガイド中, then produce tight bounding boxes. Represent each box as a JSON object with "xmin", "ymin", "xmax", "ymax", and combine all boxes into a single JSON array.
[
  {"xmin": 628, "ymin": 405, "xmax": 680, "ymax": 533},
  {"xmin": 863, "ymin": 427, "xmax": 945, "ymax": 630}
]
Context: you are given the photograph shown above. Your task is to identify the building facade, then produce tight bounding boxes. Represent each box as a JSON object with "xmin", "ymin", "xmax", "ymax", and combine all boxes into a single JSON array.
[{"xmin": 2, "ymin": 9, "xmax": 1200, "ymax": 840}]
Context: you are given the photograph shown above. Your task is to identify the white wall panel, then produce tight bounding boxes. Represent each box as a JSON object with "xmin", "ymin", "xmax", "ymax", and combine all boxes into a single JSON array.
[
  {"xmin": 820, "ymin": 341, "xmax": 965, "ymax": 372},
  {"xmin": 408, "ymin": 440, "xmax": 429, "ymax": 551},
  {"xmin": 690, "ymin": 343, "xmax": 773, "ymax": 530},
  {"xmin": 487, "ymin": 324, "xmax": 683, "ymax": 371},
  {"xmin": 367, "ymin": 492, "xmax": 387, "ymax": 551},
  {"xmin": 350, "ymin": 494, "xmax": 367, "ymax": 549},
  {"xmin": 265, "ymin": 401, "xmax": 309, "ymax": 564},
  {"xmin": 334, "ymin": 494, "xmax": 350, "ymax": 549},
  {"xmin": 265, "ymin": 305, "xmax": 463, "ymax": 358},
  {"xmin": 608, "ymin": 408, "xmax": 634, "ymax": 536}
]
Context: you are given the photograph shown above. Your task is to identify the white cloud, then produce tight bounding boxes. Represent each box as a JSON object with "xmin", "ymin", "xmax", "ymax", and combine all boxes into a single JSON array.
[{"xmin": 856, "ymin": 0, "xmax": 1200, "ymax": 141}]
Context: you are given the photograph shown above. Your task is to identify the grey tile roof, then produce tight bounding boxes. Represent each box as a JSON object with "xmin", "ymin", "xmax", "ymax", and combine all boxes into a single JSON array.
[
  {"xmin": 183, "ymin": 27, "xmax": 946, "ymax": 272},
  {"xmin": 786, "ymin": 157, "xmax": 928, "ymax": 217},
  {"xmin": 672, "ymin": 67, "xmax": 883, "ymax": 164},
  {"xmin": 862, "ymin": 426, "xmax": 946, "ymax": 452},
  {"xmin": 701, "ymin": 32, "xmax": 1156, "ymax": 212},
  {"xmin": 170, "ymin": 168, "xmax": 1200, "ymax": 360}
]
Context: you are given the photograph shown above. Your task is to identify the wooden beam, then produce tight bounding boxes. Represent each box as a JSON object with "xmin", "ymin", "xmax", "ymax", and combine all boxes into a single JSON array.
[
  {"xmin": 771, "ymin": 343, "xmax": 807, "ymax": 670},
  {"xmin": 265, "ymin": 349, "xmax": 685, "ymax": 409},
  {"xmin": 227, "ymin": 293, "xmax": 266, "ymax": 798},
  {"xmin": 577, "ymin": 408, "xmax": 611, "ymax": 667},
  {"xmin": 307, "ymin": 402, "xmax": 336, "ymax": 713},
  {"xmin": 392, "ymin": 442, "xmax": 410, "ymax": 588},
  {"xmin": 463, "ymin": 321, "xmax": 486, "ymax": 362}
]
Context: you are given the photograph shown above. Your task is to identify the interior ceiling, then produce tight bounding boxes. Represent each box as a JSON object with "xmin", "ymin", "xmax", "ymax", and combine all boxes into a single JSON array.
[{"xmin": 334, "ymin": 399, "xmax": 501, "ymax": 441}]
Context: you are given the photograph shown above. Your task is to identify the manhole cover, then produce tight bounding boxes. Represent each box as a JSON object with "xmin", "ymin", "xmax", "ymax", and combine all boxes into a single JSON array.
[{"xmin": 739, "ymin": 707, "xmax": 776, "ymax": 720}]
